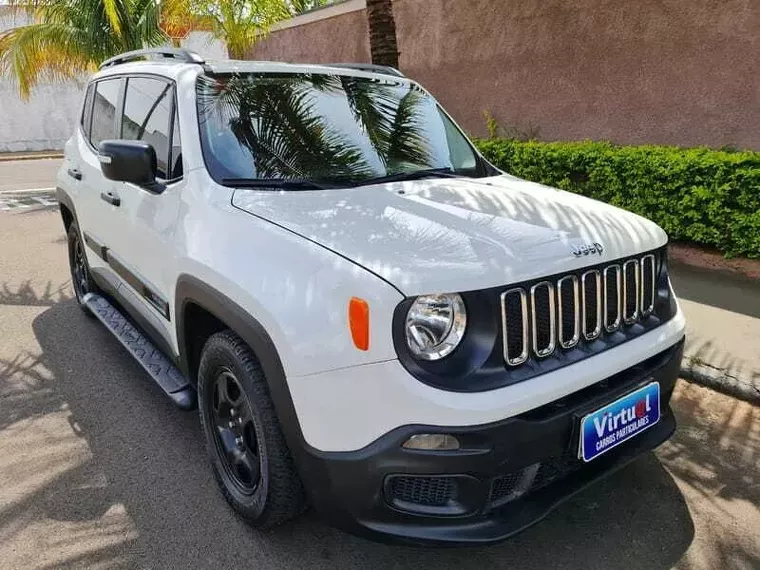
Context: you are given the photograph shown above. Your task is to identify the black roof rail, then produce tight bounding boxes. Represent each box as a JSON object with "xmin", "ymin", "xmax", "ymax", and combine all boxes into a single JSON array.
[
  {"xmin": 327, "ymin": 63, "xmax": 405, "ymax": 78},
  {"xmin": 100, "ymin": 48, "xmax": 205, "ymax": 70}
]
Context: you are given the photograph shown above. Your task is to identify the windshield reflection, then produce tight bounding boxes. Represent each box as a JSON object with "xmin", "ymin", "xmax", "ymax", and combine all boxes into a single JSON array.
[{"xmin": 196, "ymin": 72, "xmax": 481, "ymax": 186}]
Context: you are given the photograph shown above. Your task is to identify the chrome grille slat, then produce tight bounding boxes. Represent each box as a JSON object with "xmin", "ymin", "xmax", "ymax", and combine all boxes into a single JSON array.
[
  {"xmin": 530, "ymin": 282, "xmax": 556, "ymax": 357},
  {"xmin": 623, "ymin": 259, "xmax": 640, "ymax": 324},
  {"xmin": 501, "ymin": 288, "xmax": 529, "ymax": 366},
  {"xmin": 603, "ymin": 265, "xmax": 622, "ymax": 332},
  {"xmin": 500, "ymin": 253, "xmax": 660, "ymax": 366},
  {"xmin": 557, "ymin": 275, "xmax": 580, "ymax": 349},
  {"xmin": 640, "ymin": 254, "xmax": 656, "ymax": 316},
  {"xmin": 581, "ymin": 270, "xmax": 602, "ymax": 340}
]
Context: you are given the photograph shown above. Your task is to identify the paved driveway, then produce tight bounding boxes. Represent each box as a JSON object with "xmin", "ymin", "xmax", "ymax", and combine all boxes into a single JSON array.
[{"xmin": 0, "ymin": 160, "xmax": 758, "ymax": 569}]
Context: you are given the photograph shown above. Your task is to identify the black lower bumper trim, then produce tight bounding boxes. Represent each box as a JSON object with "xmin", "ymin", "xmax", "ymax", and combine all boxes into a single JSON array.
[{"xmin": 295, "ymin": 338, "xmax": 684, "ymax": 546}]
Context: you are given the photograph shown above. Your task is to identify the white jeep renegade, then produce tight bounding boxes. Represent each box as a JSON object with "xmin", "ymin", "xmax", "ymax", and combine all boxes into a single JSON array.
[{"xmin": 57, "ymin": 48, "xmax": 686, "ymax": 545}]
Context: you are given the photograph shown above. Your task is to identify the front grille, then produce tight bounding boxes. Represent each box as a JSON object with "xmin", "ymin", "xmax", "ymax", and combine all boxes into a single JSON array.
[
  {"xmin": 502, "ymin": 252, "xmax": 661, "ymax": 366},
  {"xmin": 387, "ymin": 476, "xmax": 457, "ymax": 507},
  {"xmin": 532, "ymin": 451, "xmax": 582, "ymax": 490}
]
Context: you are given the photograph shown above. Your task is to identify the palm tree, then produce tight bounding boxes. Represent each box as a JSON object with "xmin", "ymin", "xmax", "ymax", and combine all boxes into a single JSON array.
[
  {"xmin": 366, "ymin": 0, "xmax": 399, "ymax": 68},
  {"xmin": 0, "ymin": 0, "xmax": 167, "ymax": 99},
  {"xmin": 0, "ymin": 0, "xmax": 300, "ymax": 98},
  {"xmin": 164, "ymin": 0, "xmax": 289, "ymax": 59}
]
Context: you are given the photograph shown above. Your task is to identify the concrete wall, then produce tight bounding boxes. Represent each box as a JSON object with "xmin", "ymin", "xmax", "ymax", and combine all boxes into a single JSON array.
[
  {"xmin": 0, "ymin": 10, "xmax": 84, "ymax": 152},
  {"xmin": 251, "ymin": 0, "xmax": 760, "ymax": 149},
  {"xmin": 0, "ymin": 6, "xmax": 225, "ymax": 152}
]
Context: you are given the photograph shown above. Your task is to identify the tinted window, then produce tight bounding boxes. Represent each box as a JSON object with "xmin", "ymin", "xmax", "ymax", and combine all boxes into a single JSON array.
[
  {"xmin": 81, "ymin": 83, "xmax": 94, "ymax": 138},
  {"xmin": 122, "ymin": 77, "xmax": 173, "ymax": 179},
  {"xmin": 196, "ymin": 73, "xmax": 481, "ymax": 185},
  {"xmin": 90, "ymin": 79, "xmax": 121, "ymax": 148}
]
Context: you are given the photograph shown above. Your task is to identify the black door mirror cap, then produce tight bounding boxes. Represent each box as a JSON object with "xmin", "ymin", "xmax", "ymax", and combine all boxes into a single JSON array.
[{"xmin": 97, "ymin": 140, "xmax": 163, "ymax": 191}]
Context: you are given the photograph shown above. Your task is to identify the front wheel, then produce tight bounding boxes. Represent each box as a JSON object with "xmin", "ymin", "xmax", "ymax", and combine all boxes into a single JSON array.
[
  {"xmin": 198, "ymin": 330, "xmax": 305, "ymax": 528},
  {"xmin": 67, "ymin": 222, "xmax": 99, "ymax": 313}
]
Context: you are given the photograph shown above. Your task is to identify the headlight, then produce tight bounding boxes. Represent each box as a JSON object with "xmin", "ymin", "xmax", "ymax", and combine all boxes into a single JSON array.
[{"xmin": 405, "ymin": 293, "xmax": 467, "ymax": 360}]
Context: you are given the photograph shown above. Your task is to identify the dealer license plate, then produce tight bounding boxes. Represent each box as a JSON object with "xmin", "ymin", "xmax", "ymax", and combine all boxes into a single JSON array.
[{"xmin": 579, "ymin": 382, "xmax": 660, "ymax": 463}]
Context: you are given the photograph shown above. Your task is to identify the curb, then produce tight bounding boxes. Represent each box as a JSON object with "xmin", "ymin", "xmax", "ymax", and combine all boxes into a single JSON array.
[
  {"xmin": 0, "ymin": 153, "xmax": 63, "ymax": 162},
  {"xmin": 680, "ymin": 362, "xmax": 760, "ymax": 405}
]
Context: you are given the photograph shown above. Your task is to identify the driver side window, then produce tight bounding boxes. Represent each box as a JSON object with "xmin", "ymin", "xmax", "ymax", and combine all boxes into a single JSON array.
[{"xmin": 121, "ymin": 77, "xmax": 174, "ymax": 180}]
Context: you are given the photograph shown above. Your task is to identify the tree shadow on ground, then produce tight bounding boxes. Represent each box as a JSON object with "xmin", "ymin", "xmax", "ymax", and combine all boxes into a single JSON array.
[
  {"xmin": 0, "ymin": 298, "xmax": 701, "ymax": 568},
  {"xmin": 0, "ymin": 279, "xmax": 71, "ymax": 307},
  {"xmin": 658, "ymin": 383, "xmax": 760, "ymax": 569}
]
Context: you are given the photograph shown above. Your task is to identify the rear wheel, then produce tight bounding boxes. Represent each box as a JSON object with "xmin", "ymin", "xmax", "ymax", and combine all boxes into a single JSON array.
[
  {"xmin": 198, "ymin": 330, "xmax": 305, "ymax": 527},
  {"xmin": 67, "ymin": 222, "xmax": 98, "ymax": 313}
]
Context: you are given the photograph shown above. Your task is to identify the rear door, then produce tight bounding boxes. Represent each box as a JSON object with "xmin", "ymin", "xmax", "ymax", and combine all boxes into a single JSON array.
[{"xmin": 75, "ymin": 77, "xmax": 125, "ymax": 287}]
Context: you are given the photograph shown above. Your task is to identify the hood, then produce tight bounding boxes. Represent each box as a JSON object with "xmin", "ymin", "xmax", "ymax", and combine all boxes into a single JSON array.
[{"xmin": 231, "ymin": 175, "xmax": 667, "ymax": 296}]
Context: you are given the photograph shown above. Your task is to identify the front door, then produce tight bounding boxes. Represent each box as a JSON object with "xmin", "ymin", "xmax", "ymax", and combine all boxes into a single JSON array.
[{"xmin": 104, "ymin": 75, "xmax": 184, "ymax": 351}]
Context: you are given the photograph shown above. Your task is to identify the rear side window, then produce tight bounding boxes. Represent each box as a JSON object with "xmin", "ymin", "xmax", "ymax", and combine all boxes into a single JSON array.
[
  {"xmin": 81, "ymin": 83, "xmax": 94, "ymax": 138},
  {"xmin": 121, "ymin": 77, "xmax": 173, "ymax": 179},
  {"xmin": 90, "ymin": 79, "xmax": 121, "ymax": 148}
]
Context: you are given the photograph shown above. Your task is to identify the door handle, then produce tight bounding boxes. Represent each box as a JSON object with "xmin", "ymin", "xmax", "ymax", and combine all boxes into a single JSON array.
[
  {"xmin": 100, "ymin": 191, "xmax": 121, "ymax": 207},
  {"xmin": 67, "ymin": 168, "xmax": 82, "ymax": 181}
]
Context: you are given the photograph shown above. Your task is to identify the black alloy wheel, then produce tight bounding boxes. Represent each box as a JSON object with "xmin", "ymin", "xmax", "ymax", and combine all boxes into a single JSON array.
[
  {"xmin": 198, "ymin": 330, "xmax": 305, "ymax": 528},
  {"xmin": 67, "ymin": 222, "xmax": 98, "ymax": 313},
  {"xmin": 210, "ymin": 370, "xmax": 261, "ymax": 493}
]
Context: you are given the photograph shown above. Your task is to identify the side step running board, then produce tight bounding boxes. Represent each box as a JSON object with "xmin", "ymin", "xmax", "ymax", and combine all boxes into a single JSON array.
[{"xmin": 83, "ymin": 293, "xmax": 196, "ymax": 410}]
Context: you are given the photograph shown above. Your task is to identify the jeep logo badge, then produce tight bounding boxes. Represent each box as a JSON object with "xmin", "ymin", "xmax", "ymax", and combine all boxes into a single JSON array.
[{"xmin": 571, "ymin": 242, "xmax": 604, "ymax": 257}]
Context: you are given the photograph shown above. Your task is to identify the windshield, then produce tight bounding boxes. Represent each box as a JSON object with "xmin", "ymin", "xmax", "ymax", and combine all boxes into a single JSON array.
[{"xmin": 196, "ymin": 72, "xmax": 487, "ymax": 187}]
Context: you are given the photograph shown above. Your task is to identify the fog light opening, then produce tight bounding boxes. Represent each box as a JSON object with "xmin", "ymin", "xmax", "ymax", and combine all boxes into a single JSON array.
[{"xmin": 402, "ymin": 433, "xmax": 460, "ymax": 451}]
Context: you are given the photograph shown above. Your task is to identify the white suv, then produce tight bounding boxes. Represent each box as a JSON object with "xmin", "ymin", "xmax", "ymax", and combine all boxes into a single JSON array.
[{"xmin": 57, "ymin": 48, "xmax": 686, "ymax": 545}]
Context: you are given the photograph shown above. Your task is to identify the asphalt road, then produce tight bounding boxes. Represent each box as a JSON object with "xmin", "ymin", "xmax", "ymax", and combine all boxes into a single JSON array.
[
  {"xmin": 0, "ymin": 158, "xmax": 60, "ymax": 192},
  {"xmin": 0, "ymin": 161, "xmax": 759, "ymax": 569}
]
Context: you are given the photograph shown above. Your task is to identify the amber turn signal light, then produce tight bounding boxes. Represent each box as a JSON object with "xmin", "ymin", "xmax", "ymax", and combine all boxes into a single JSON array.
[{"xmin": 348, "ymin": 297, "xmax": 370, "ymax": 351}]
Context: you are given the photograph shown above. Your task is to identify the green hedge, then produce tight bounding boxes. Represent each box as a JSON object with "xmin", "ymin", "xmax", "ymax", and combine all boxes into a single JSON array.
[{"xmin": 473, "ymin": 139, "xmax": 760, "ymax": 258}]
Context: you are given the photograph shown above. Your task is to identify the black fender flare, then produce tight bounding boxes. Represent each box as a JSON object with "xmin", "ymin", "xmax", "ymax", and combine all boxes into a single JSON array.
[
  {"xmin": 56, "ymin": 186, "xmax": 79, "ymax": 231},
  {"xmin": 174, "ymin": 274, "xmax": 310, "ymax": 460}
]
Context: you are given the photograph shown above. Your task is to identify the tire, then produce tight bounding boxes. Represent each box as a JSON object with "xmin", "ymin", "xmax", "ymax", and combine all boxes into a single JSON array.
[
  {"xmin": 67, "ymin": 222, "xmax": 99, "ymax": 314},
  {"xmin": 198, "ymin": 330, "xmax": 305, "ymax": 528}
]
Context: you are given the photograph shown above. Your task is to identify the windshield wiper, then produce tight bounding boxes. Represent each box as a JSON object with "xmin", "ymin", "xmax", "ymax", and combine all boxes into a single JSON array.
[
  {"xmin": 221, "ymin": 178, "xmax": 334, "ymax": 190},
  {"xmin": 347, "ymin": 168, "xmax": 464, "ymax": 187},
  {"xmin": 223, "ymin": 168, "xmax": 466, "ymax": 190}
]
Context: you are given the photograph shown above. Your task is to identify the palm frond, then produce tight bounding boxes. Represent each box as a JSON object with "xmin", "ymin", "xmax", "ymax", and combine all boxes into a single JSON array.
[
  {"xmin": 0, "ymin": 22, "xmax": 91, "ymax": 98},
  {"xmin": 200, "ymin": 74, "xmax": 374, "ymax": 180},
  {"xmin": 0, "ymin": 0, "xmax": 170, "ymax": 97},
  {"xmin": 101, "ymin": 0, "xmax": 124, "ymax": 39},
  {"xmin": 386, "ymin": 86, "xmax": 431, "ymax": 167}
]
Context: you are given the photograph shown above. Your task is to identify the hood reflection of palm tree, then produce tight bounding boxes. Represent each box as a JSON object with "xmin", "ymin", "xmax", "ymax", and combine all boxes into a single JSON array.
[{"xmin": 197, "ymin": 73, "xmax": 432, "ymax": 181}]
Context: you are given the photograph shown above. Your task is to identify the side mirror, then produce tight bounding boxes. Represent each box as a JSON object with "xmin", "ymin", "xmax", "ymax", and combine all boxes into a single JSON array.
[{"xmin": 98, "ymin": 140, "xmax": 158, "ymax": 188}]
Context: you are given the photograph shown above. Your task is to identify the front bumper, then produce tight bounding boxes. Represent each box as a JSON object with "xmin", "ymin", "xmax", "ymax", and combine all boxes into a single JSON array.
[{"xmin": 296, "ymin": 338, "xmax": 684, "ymax": 545}]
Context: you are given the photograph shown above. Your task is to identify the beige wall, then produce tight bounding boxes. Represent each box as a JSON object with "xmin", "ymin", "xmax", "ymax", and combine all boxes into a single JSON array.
[{"xmin": 251, "ymin": 0, "xmax": 760, "ymax": 149}]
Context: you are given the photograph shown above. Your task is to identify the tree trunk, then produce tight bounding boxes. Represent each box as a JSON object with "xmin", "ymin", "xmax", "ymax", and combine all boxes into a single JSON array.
[{"xmin": 366, "ymin": 0, "xmax": 399, "ymax": 68}]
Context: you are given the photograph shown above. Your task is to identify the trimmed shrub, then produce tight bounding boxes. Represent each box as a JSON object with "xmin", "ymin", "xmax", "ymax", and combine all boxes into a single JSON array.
[{"xmin": 474, "ymin": 139, "xmax": 760, "ymax": 258}]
